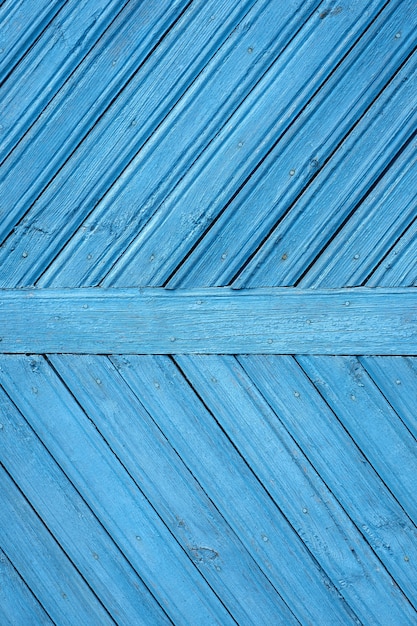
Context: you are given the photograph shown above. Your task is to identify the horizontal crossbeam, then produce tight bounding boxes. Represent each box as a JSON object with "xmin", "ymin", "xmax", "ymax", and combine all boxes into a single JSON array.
[{"xmin": 0, "ymin": 288, "xmax": 415, "ymax": 355}]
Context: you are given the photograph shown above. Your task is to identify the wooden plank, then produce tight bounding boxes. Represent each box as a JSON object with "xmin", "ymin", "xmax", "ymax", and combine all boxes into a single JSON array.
[
  {"xmin": 0, "ymin": 0, "xmax": 255, "ymax": 279},
  {"xmin": 298, "ymin": 141, "xmax": 417, "ymax": 287},
  {"xmin": 48, "ymin": 353, "xmax": 295, "ymax": 625},
  {"xmin": 0, "ymin": 0, "xmax": 65, "ymax": 84},
  {"xmin": 0, "ymin": 467, "xmax": 114, "ymax": 626},
  {"xmin": 112, "ymin": 354, "xmax": 357, "ymax": 624},
  {"xmin": 0, "ymin": 355, "xmax": 235, "ymax": 626},
  {"xmin": 0, "ymin": 0, "xmax": 127, "ymax": 161},
  {"xmin": 359, "ymin": 356, "xmax": 417, "ymax": 441},
  {"xmin": 0, "ymin": 549, "xmax": 53, "ymax": 625},
  {"xmin": 100, "ymin": 0, "xmax": 391, "ymax": 289},
  {"xmin": 235, "ymin": 50, "xmax": 417, "ymax": 288},
  {"xmin": 39, "ymin": 0, "xmax": 320, "ymax": 288},
  {"xmin": 366, "ymin": 217, "xmax": 417, "ymax": 287},
  {"xmin": 0, "ymin": 287, "xmax": 415, "ymax": 354},
  {"xmin": 239, "ymin": 354, "xmax": 417, "ymax": 612},
  {"xmin": 0, "ymin": 386, "xmax": 171, "ymax": 625},
  {"xmin": 0, "ymin": 0, "xmax": 190, "ymax": 243},
  {"xmin": 169, "ymin": 0, "xmax": 417, "ymax": 288},
  {"xmin": 176, "ymin": 354, "xmax": 417, "ymax": 622},
  {"xmin": 297, "ymin": 356, "xmax": 417, "ymax": 525}
]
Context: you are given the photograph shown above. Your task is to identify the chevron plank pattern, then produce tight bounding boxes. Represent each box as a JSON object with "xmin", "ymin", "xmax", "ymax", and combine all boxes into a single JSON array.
[{"xmin": 1, "ymin": 0, "xmax": 416, "ymax": 623}]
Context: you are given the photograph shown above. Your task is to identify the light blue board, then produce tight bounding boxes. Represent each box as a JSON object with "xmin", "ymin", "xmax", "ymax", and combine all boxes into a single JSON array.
[
  {"xmin": 47, "ymin": 353, "xmax": 292, "ymax": 626},
  {"xmin": 0, "ymin": 549, "xmax": 53, "ymax": 626},
  {"xmin": 0, "ymin": 0, "xmax": 127, "ymax": 161},
  {"xmin": 111, "ymin": 354, "xmax": 357, "ymax": 625},
  {"xmin": 1, "ymin": 0, "xmax": 416, "ymax": 623},
  {"xmin": 0, "ymin": 354, "xmax": 235, "ymax": 625},
  {"xmin": 0, "ymin": 287, "xmax": 415, "ymax": 354},
  {"xmin": 0, "ymin": 385, "xmax": 171, "ymax": 625}
]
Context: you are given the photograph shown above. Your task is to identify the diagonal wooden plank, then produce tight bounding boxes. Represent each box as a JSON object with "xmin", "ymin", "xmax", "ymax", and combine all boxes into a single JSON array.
[
  {"xmin": 0, "ymin": 0, "xmax": 128, "ymax": 162},
  {"xmin": 0, "ymin": 287, "xmax": 415, "ymax": 354},
  {"xmin": 0, "ymin": 466, "xmax": 114, "ymax": 625},
  {"xmin": 297, "ymin": 356, "xmax": 417, "ymax": 525},
  {"xmin": 47, "ymin": 353, "xmax": 292, "ymax": 625},
  {"xmin": 366, "ymin": 216, "xmax": 417, "ymax": 287},
  {"xmin": 238, "ymin": 354, "xmax": 417, "ymax": 613},
  {"xmin": 0, "ymin": 0, "xmax": 191, "ymax": 245},
  {"xmin": 0, "ymin": 355, "xmax": 236, "ymax": 625},
  {"xmin": 0, "ymin": 0, "xmax": 256, "ymax": 283},
  {"xmin": 234, "ymin": 51, "xmax": 417, "ymax": 288},
  {"xmin": 0, "ymin": 385, "xmax": 171, "ymax": 624},
  {"xmin": 0, "ymin": 548, "xmax": 54, "ymax": 626},
  {"xmin": 169, "ymin": 0, "xmax": 416, "ymax": 289},
  {"xmin": 298, "ymin": 140, "xmax": 417, "ymax": 287},
  {"xmin": 38, "ymin": 0, "xmax": 320, "ymax": 289},
  {"xmin": 100, "ymin": 0, "xmax": 391, "ymax": 289},
  {"xmin": 360, "ymin": 356, "xmax": 417, "ymax": 440},
  {"xmin": 113, "ymin": 354, "xmax": 358, "ymax": 625},
  {"xmin": 0, "ymin": 0, "xmax": 66, "ymax": 85},
  {"xmin": 176, "ymin": 353, "xmax": 417, "ymax": 623}
]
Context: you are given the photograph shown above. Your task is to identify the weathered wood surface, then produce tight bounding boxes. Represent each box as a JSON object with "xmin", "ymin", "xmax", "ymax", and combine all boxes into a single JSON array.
[
  {"xmin": 1, "ymin": 0, "xmax": 417, "ymax": 623},
  {"xmin": 0, "ymin": 287, "xmax": 415, "ymax": 354}
]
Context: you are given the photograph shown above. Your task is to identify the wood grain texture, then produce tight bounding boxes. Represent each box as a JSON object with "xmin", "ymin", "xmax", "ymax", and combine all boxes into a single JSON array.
[
  {"xmin": 0, "ymin": 385, "xmax": 170, "ymax": 625},
  {"xmin": 0, "ymin": 0, "xmax": 65, "ymax": 84},
  {"xmin": 0, "ymin": 549, "xmax": 53, "ymax": 626},
  {"xmin": 102, "ymin": 0, "xmax": 389, "ymax": 289},
  {"xmin": 0, "ymin": 0, "xmax": 126, "ymax": 161},
  {"xmin": 39, "ymin": 0, "xmax": 319, "ymax": 289},
  {"xmin": 176, "ymin": 354, "xmax": 417, "ymax": 623},
  {"xmin": 0, "ymin": 287, "xmax": 415, "ymax": 354},
  {"xmin": 112, "ymin": 354, "xmax": 355, "ymax": 625},
  {"xmin": 1, "ymin": 0, "xmax": 416, "ymax": 622},
  {"xmin": 239, "ymin": 354, "xmax": 417, "ymax": 612},
  {"xmin": 0, "ymin": 355, "xmax": 235, "ymax": 626},
  {"xmin": 0, "ymin": 0, "xmax": 190, "ymax": 244},
  {"xmin": 236, "ymin": 51, "xmax": 417, "ymax": 288},
  {"xmin": 170, "ymin": 0, "xmax": 417, "ymax": 289},
  {"xmin": 360, "ymin": 356, "xmax": 417, "ymax": 439},
  {"xmin": 367, "ymin": 217, "xmax": 417, "ymax": 287},
  {"xmin": 47, "ymin": 353, "xmax": 291, "ymax": 625},
  {"xmin": 0, "ymin": 0, "xmax": 255, "ymax": 283},
  {"xmin": 0, "ymin": 466, "xmax": 114, "ymax": 626},
  {"xmin": 297, "ymin": 356, "xmax": 417, "ymax": 525},
  {"xmin": 299, "ymin": 140, "xmax": 417, "ymax": 287}
]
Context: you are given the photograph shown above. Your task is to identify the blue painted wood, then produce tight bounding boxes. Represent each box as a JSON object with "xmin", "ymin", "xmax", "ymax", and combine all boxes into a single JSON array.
[
  {"xmin": 1, "ymin": 0, "xmax": 416, "ymax": 622},
  {"xmin": 0, "ymin": 287, "xmax": 415, "ymax": 354},
  {"xmin": 0, "ymin": 0, "xmax": 65, "ymax": 84},
  {"xmin": 360, "ymin": 357, "xmax": 417, "ymax": 440},
  {"xmin": 111, "ymin": 354, "xmax": 356, "ymax": 625},
  {"xmin": 0, "ymin": 385, "xmax": 171, "ymax": 625},
  {"xmin": 0, "ymin": 0, "xmax": 127, "ymax": 162},
  {"xmin": 0, "ymin": 466, "xmax": 114, "ymax": 626},
  {"xmin": 235, "ymin": 51, "xmax": 417, "ymax": 288},
  {"xmin": 0, "ymin": 0, "xmax": 256, "ymax": 283},
  {"xmin": 0, "ymin": 354, "xmax": 236, "ymax": 625},
  {"xmin": 299, "ymin": 141, "xmax": 417, "ymax": 287},
  {"xmin": 175, "ymin": 354, "xmax": 417, "ymax": 623},
  {"xmin": 102, "ymin": 0, "xmax": 391, "ymax": 288},
  {"xmin": 239, "ymin": 355, "xmax": 417, "ymax": 612},
  {"xmin": 0, "ymin": 0, "xmax": 191, "ymax": 243},
  {"xmin": 366, "ymin": 216, "xmax": 417, "ymax": 287},
  {"xmin": 47, "ymin": 353, "xmax": 291, "ymax": 625},
  {"xmin": 0, "ymin": 549, "xmax": 53, "ymax": 625},
  {"xmin": 297, "ymin": 356, "xmax": 417, "ymax": 526},
  {"xmin": 170, "ymin": 0, "xmax": 417, "ymax": 288},
  {"xmin": 38, "ymin": 0, "xmax": 320, "ymax": 288}
]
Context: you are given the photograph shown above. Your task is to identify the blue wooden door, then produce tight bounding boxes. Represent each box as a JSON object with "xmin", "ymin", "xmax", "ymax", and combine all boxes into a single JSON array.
[{"xmin": 1, "ymin": 1, "xmax": 416, "ymax": 623}]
